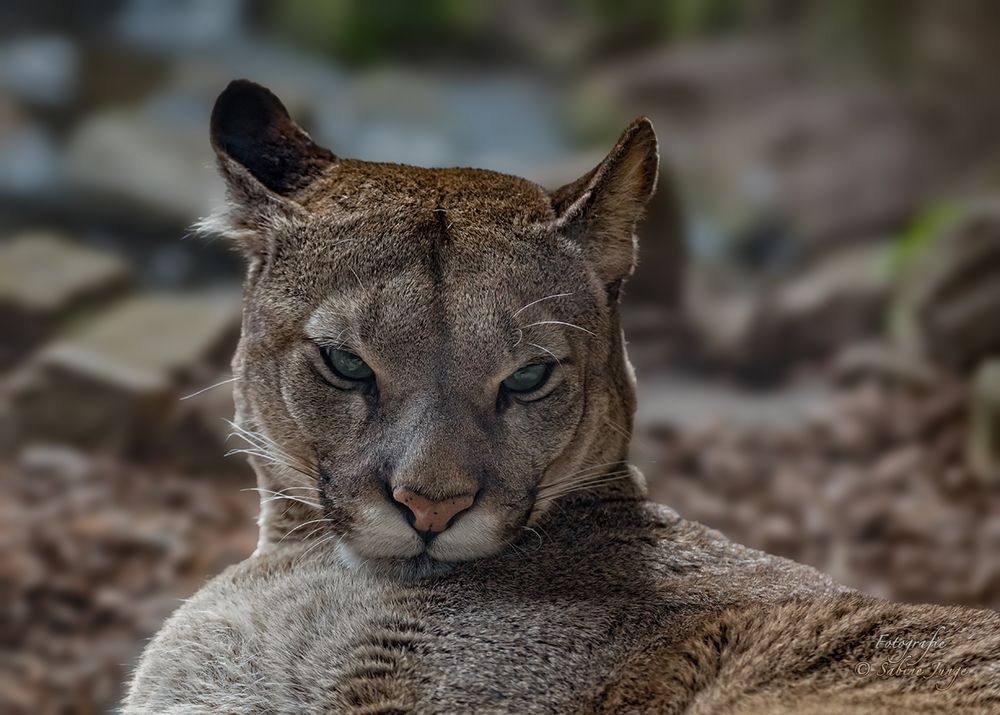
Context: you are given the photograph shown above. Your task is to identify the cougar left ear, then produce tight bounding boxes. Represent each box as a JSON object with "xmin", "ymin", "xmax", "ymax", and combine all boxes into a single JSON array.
[
  {"xmin": 205, "ymin": 79, "xmax": 337, "ymax": 254},
  {"xmin": 548, "ymin": 118, "xmax": 659, "ymax": 290},
  {"xmin": 211, "ymin": 79, "xmax": 337, "ymax": 199}
]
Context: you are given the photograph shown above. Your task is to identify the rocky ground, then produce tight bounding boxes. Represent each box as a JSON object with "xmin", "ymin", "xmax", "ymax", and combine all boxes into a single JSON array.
[{"xmin": 0, "ymin": 454, "xmax": 256, "ymax": 714}]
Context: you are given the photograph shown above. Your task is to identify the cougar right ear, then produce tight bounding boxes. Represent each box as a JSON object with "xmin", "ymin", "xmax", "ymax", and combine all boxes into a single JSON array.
[
  {"xmin": 205, "ymin": 80, "xmax": 337, "ymax": 248},
  {"xmin": 547, "ymin": 118, "xmax": 659, "ymax": 294}
]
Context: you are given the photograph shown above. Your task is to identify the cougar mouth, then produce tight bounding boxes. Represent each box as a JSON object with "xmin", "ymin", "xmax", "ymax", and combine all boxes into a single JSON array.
[{"xmin": 320, "ymin": 503, "xmax": 504, "ymax": 571}]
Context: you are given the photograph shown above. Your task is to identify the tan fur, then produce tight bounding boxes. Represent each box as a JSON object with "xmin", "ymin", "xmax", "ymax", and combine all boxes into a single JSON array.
[{"xmin": 124, "ymin": 81, "xmax": 1000, "ymax": 713}]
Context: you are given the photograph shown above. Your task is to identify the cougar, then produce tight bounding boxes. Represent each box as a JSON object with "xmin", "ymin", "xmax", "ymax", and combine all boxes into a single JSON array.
[{"xmin": 124, "ymin": 80, "xmax": 1000, "ymax": 714}]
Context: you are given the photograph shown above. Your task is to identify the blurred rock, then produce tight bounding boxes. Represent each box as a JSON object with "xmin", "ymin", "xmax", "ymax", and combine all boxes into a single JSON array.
[
  {"xmin": 771, "ymin": 87, "xmax": 923, "ymax": 250},
  {"xmin": 756, "ymin": 243, "xmax": 890, "ymax": 357},
  {"xmin": 687, "ymin": 243, "xmax": 890, "ymax": 382},
  {"xmin": 345, "ymin": 69, "xmax": 567, "ymax": 173},
  {"xmin": 832, "ymin": 341, "xmax": 937, "ymax": 391},
  {"xmin": 585, "ymin": 39, "xmax": 792, "ymax": 135},
  {"xmin": 684, "ymin": 291, "xmax": 757, "ymax": 368},
  {"xmin": 8, "ymin": 291, "xmax": 239, "ymax": 452},
  {"xmin": 891, "ymin": 200, "xmax": 1000, "ymax": 372},
  {"xmin": 0, "ymin": 35, "xmax": 77, "ymax": 106},
  {"xmin": 117, "ymin": 0, "xmax": 246, "ymax": 52},
  {"xmin": 0, "ymin": 232, "xmax": 130, "ymax": 369},
  {"xmin": 776, "ymin": 244, "xmax": 888, "ymax": 324},
  {"xmin": 0, "ymin": 123, "xmax": 60, "ymax": 196},
  {"xmin": 18, "ymin": 444, "xmax": 92, "ymax": 485},
  {"xmin": 634, "ymin": 374, "xmax": 829, "ymax": 430},
  {"xmin": 968, "ymin": 359, "xmax": 1000, "ymax": 485},
  {"xmin": 64, "ymin": 102, "xmax": 223, "ymax": 225}
]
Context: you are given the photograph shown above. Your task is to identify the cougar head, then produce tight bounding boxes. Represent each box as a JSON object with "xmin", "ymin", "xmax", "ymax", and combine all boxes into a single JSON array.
[{"xmin": 208, "ymin": 80, "xmax": 658, "ymax": 572}]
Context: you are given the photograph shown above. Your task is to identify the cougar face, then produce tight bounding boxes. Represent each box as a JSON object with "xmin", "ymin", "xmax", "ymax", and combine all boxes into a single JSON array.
[{"xmin": 209, "ymin": 80, "xmax": 658, "ymax": 570}]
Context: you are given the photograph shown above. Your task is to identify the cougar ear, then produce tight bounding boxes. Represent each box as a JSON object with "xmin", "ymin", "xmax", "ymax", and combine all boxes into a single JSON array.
[
  {"xmin": 206, "ymin": 80, "xmax": 336, "ymax": 244},
  {"xmin": 549, "ymin": 118, "xmax": 659, "ymax": 292}
]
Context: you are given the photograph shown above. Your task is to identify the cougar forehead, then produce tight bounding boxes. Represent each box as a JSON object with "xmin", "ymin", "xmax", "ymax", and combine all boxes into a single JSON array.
[
  {"xmin": 279, "ymin": 160, "xmax": 594, "ymax": 318},
  {"xmin": 299, "ymin": 160, "xmax": 558, "ymax": 225}
]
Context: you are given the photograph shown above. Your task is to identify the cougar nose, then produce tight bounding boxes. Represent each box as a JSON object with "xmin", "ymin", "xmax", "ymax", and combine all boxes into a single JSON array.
[{"xmin": 392, "ymin": 487, "xmax": 475, "ymax": 535}]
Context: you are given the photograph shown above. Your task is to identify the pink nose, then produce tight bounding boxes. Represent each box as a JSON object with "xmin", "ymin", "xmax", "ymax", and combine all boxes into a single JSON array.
[{"xmin": 392, "ymin": 487, "xmax": 475, "ymax": 534}]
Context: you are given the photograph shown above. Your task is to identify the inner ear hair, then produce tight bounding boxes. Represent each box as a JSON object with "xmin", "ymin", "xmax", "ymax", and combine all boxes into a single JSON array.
[{"xmin": 549, "ymin": 118, "xmax": 659, "ymax": 286}]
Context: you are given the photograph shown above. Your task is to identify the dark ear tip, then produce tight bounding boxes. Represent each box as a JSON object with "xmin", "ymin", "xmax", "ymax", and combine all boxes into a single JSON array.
[
  {"xmin": 210, "ymin": 79, "xmax": 289, "ymax": 150},
  {"xmin": 214, "ymin": 79, "xmax": 284, "ymax": 111},
  {"xmin": 631, "ymin": 115, "xmax": 655, "ymax": 131},
  {"xmin": 625, "ymin": 116, "xmax": 658, "ymax": 151}
]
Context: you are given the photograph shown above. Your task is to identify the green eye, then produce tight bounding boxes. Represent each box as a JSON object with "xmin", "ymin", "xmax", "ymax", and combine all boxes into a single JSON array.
[
  {"xmin": 322, "ymin": 348, "xmax": 374, "ymax": 381},
  {"xmin": 502, "ymin": 363, "xmax": 550, "ymax": 393}
]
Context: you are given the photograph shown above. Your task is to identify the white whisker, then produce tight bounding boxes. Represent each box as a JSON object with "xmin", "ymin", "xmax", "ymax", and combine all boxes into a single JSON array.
[
  {"xmin": 225, "ymin": 420, "xmax": 294, "ymax": 458},
  {"xmin": 603, "ymin": 419, "xmax": 632, "ymax": 442},
  {"xmin": 226, "ymin": 448, "xmax": 317, "ymax": 481},
  {"xmin": 224, "ymin": 420, "xmax": 319, "ymax": 480},
  {"xmin": 349, "ymin": 266, "xmax": 365, "ymax": 292},
  {"xmin": 537, "ymin": 469, "xmax": 633, "ymax": 495},
  {"xmin": 298, "ymin": 523, "xmax": 334, "ymax": 543},
  {"xmin": 538, "ymin": 460, "xmax": 628, "ymax": 489},
  {"xmin": 180, "ymin": 376, "xmax": 238, "ymax": 401},
  {"xmin": 242, "ymin": 487, "xmax": 319, "ymax": 496},
  {"xmin": 536, "ymin": 469, "xmax": 633, "ymax": 501},
  {"xmin": 318, "ymin": 328, "xmax": 352, "ymax": 350},
  {"xmin": 536, "ymin": 471, "xmax": 633, "ymax": 502},
  {"xmin": 261, "ymin": 495, "xmax": 323, "ymax": 509},
  {"xmin": 512, "ymin": 292, "xmax": 575, "ymax": 318},
  {"xmin": 527, "ymin": 342, "xmax": 561, "ymax": 366},
  {"xmin": 520, "ymin": 525, "xmax": 545, "ymax": 551},
  {"xmin": 518, "ymin": 320, "xmax": 595, "ymax": 337},
  {"xmin": 279, "ymin": 518, "xmax": 337, "ymax": 542},
  {"xmin": 242, "ymin": 487, "xmax": 323, "ymax": 509},
  {"xmin": 299, "ymin": 532, "xmax": 341, "ymax": 561}
]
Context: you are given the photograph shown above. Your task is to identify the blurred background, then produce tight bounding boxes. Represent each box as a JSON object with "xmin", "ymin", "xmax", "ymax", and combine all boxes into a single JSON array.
[{"xmin": 3, "ymin": 1, "xmax": 1000, "ymax": 711}]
